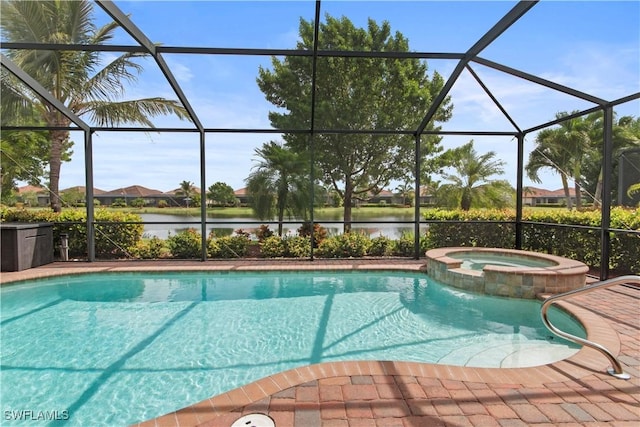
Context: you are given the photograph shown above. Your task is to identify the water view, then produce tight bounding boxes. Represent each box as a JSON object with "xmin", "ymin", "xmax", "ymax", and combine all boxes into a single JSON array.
[{"xmin": 140, "ymin": 213, "xmax": 427, "ymax": 240}]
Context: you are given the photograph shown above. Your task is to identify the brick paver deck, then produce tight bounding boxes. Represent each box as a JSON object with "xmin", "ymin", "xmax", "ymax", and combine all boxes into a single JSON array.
[{"xmin": 2, "ymin": 260, "xmax": 638, "ymax": 427}]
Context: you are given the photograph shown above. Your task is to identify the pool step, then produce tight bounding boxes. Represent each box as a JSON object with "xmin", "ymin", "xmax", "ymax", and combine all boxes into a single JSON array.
[{"xmin": 437, "ymin": 339, "xmax": 578, "ymax": 368}]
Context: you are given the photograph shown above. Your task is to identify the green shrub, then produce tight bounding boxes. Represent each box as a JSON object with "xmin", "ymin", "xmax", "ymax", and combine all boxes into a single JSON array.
[
  {"xmin": 316, "ymin": 232, "xmax": 371, "ymax": 258},
  {"xmin": 284, "ymin": 235, "xmax": 311, "ymax": 257},
  {"xmin": 315, "ymin": 236, "xmax": 341, "ymax": 258},
  {"xmin": 369, "ymin": 235, "xmax": 393, "ymax": 256},
  {"xmin": 391, "ymin": 232, "xmax": 415, "ymax": 257},
  {"xmin": 157, "ymin": 200, "xmax": 168, "ymax": 208},
  {"xmin": 423, "ymin": 209, "xmax": 515, "ymax": 249},
  {"xmin": 207, "ymin": 232, "xmax": 251, "ymax": 258},
  {"xmin": 260, "ymin": 236, "xmax": 286, "ymax": 257},
  {"xmin": 0, "ymin": 208, "xmax": 143, "ymax": 259},
  {"xmin": 423, "ymin": 207, "xmax": 639, "ymax": 274},
  {"xmin": 111, "ymin": 198, "xmax": 126, "ymax": 207},
  {"xmin": 168, "ymin": 228, "xmax": 202, "ymax": 258},
  {"xmin": 255, "ymin": 224, "xmax": 274, "ymax": 242},
  {"xmin": 130, "ymin": 198, "xmax": 146, "ymax": 208},
  {"xmin": 93, "ymin": 210, "xmax": 144, "ymax": 258},
  {"xmin": 297, "ymin": 221, "xmax": 327, "ymax": 247},
  {"xmin": 131, "ymin": 236, "xmax": 170, "ymax": 259}
]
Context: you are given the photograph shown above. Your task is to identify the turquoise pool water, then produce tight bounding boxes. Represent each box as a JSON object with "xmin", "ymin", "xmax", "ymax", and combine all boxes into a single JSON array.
[
  {"xmin": 0, "ymin": 271, "xmax": 584, "ymax": 426},
  {"xmin": 449, "ymin": 252, "xmax": 557, "ymax": 270}
]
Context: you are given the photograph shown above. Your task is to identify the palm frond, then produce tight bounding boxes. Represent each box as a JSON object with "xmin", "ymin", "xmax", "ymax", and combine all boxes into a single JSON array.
[
  {"xmin": 81, "ymin": 52, "xmax": 147, "ymax": 103},
  {"xmin": 628, "ymin": 183, "xmax": 640, "ymax": 198},
  {"xmin": 79, "ymin": 98, "xmax": 190, "ymax": 127},
  {"xmin": 0, "ymin": 71, "xmax": 44, "ymax": 125}
]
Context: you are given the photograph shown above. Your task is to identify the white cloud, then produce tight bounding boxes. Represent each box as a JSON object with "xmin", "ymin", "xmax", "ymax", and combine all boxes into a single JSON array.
[{"xmin": 164, "ymin": 58, "xmax": 194, "ymax": 83}]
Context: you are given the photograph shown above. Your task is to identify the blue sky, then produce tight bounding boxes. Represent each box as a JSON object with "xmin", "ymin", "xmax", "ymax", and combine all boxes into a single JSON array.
[{"xmin": 51, "ymin": 0, "xmax": 639, "ymax": 194}]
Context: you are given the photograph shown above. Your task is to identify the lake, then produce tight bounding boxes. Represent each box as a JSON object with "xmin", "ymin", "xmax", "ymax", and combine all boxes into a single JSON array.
[{"xmin": 139, "ymin": 213, "xmax": 427, "ymax": 240}]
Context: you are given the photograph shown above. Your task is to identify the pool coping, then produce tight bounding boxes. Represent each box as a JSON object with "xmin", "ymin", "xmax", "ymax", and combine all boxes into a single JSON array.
[{"xmin": 0, "ymin": 260, "xmax": 632, "ymax": 427}]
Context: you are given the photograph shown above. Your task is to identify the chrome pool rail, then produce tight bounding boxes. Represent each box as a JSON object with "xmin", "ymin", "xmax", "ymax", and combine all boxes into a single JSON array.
[{"xmin": 541, "ymin": 275, "xmax": 640, "ymax": 380}]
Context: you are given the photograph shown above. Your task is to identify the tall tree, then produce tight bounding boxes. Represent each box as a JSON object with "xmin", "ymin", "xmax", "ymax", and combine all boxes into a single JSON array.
[
  {"xmin": 436, "ymin": 140, "xmax": 510, "ymax": 211},
  {"xmin": 207, "ymin": 182, "xmax": 236, "ymax": 206},
  {"xmin": 245, "ymin": 141, "xmax": 310, "ymax": 236},
  {"xmin": 257, "ymin": 14, "xmax": 452, "ymax": 231},
  {"xmin": 526, "ymin": 130, "xmax": 576, "ymax": 209},
  {"xmin": 0, "ymin": 129, "xmax": 49, "ymax": 203},
  {"xmin": 526, "ymin": 112, "xmax": 591, "ymax": 209},
  {"xmin": 527, "ymin": 112, "xmax": 639, "ymax": 209},
  {"xmin": 176, "ymin": 180, "xmax": 196, "ymax": 207},
  {"xmin": 1, "ymin": 0, "xmax": 189, "ymax": 212},
  {"xmin": 579, "ymin": 113, "xmax": 640, "ymax": 206},
  {"xmin": 394, "ymin": 180, "xmax": 414, "ymax": 206}
]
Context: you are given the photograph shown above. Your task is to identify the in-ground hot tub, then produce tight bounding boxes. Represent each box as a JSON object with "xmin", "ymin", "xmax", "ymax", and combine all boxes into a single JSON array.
[{"xmin": 425, "ymin": 247, "xmax": 589, "ymax": 298}]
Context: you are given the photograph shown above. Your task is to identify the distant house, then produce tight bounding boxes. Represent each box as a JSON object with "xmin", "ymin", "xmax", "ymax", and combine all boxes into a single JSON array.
[
  {"xmin": 522, "ymin": 187, "xmax": 579, "ymax": 206},
  {"xmin": 165, "ymin": 186, "xmax": 201, "ymax": 207},
  {"xmin": 96, "ymin": 185, "xmax": 174, "ymax": 207},
  {"xmin": 418, "ymin": 186, "xmax": 436, "ymax": 206},
  {"xmin": 234, "ymin": 187, "xmax": 251, "ymax": 206},
  {"xmin": 60, "ymin": 186, "xmax": 106, "ymax": 206},
  {"xmin": 368, "ymin": 189, "xmax": 398, "ymax": 205},
  {"xmin": 16, "ymin": 185, "xmax": 49, "ymax": 207}
]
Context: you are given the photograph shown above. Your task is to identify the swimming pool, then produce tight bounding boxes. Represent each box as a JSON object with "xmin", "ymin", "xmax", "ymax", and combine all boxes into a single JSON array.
[{"xmin": 0, "ymin": 271, "xmax": 584, "ymax": 426}]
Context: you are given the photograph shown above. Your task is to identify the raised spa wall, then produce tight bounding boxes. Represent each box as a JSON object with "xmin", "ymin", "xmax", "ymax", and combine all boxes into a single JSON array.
[{"xmin": 425, "ymin": 247, "xmax": 589, "ymax": 298}]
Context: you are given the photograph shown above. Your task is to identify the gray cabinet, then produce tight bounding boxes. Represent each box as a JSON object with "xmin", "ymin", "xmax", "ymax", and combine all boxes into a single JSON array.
[{"xmin": 1, "ymin": 223, "xmax": 54, "ymax": 271}]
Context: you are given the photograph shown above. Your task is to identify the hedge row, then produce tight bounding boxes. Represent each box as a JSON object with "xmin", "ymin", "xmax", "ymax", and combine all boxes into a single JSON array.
[
  {"xmin": 1, "ymin": 208, "xmax": 143, "ymax": 259},
  {"xmin": 133, "ymin": 229, "xmax": 427, "ymax": 259},
  {"xmin": 2, "ymin": 207, "xmax": 637, "ymax": 273},
  {"xmin": 422, "ymin": 208, "xmax": 639, "ymax": 274}
]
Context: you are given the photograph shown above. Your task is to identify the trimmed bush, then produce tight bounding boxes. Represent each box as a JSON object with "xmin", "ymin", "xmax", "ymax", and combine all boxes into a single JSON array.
[
  {"xmin": 316, "ymin": 232, "xmax": 371, "ymax": 258},
  {"xmin": 297, "ymin": 221, "xmax": 327, "ymax": 247},
  {"xmin": 0, "ymin": 207, "xmax": 143, "ymax": 259},
  {"xmin": 168, "ymin": 228, "xmax": 201, "ymax": 258},
  {"xmin": 423, "ymin": 207, "xmax": 639, "ymax": 274},
  {"xmin": 255, "ymin": 224, "xmax": 274, "ymax": 242},
  {"xmin": 284, "ymin": 235, "xmax": 311, "ymax": 258},
  {"xmin": 208, "ymin": 234, "xmax": 250, "ymax": 258},
  {"xmin": 131, "ymin": 236, "xmax": 170, "ymax": 259},
  {"xmin": 391, "ymin": 232, "xmax": 415, "ymax": 257},
  {"xmin": 369, "ymin": 235, "xmax": 393, "ymax": 256},
  {"xmin": 260, "ymin": 235, "xmax": 286, "ymax": 257}
]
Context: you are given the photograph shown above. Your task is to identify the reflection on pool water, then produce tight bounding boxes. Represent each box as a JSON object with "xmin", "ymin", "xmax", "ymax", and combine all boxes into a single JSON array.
[{"xmin": 1, "ymin": 271, "xmax": 584, "ymax": 426}]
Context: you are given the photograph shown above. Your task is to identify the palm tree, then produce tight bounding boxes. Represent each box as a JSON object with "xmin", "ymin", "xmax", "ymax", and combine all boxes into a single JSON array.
[
  {"xmin": 437, "ymin": 140, "xmax": 509, "ymax": 211},
  {"xmin": 526, "ymin": 128, "xmax": 575, "ymax": 209},
  {"xmin": 394, "ymin": 180, "xmax": 414, "ymax": 206},
  {"xmin": 526, "ymin": 112, "xmax": 593, "ymax": 209},
  {"xmin": 580, "ymin": 113, "xmax": 640, "ymax": 206},
  {"xmin": 177, "ymin": 180, "xmax": 196, "ymax": 207},
  {"xmin": 1, "ymin": 1, "xmax": 189, "ymax": 212},
  {"xmin": 245, "ymin": 141, "xmax": 309, "ymax": 236}
]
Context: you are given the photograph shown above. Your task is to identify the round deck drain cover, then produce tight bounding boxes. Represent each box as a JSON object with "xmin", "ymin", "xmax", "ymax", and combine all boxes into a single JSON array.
[{"xmin": 231, "ymin": 413, "xmax": 275, "ymax": 427}]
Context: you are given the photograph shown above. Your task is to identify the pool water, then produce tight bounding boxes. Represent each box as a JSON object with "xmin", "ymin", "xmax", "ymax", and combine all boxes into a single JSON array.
[
  {"xmin": 449, "ymin": 253, "xmax": 557, "ymax": 271},
  {"xmin": 0, "ymin": 271, "xmax": 584, "ymax": 426}
]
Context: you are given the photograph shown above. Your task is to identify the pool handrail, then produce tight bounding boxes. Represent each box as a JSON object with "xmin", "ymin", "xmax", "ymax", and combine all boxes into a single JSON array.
[{"xmin": 541, "ymin": 275, "xmax": 640, "ymax": 380}]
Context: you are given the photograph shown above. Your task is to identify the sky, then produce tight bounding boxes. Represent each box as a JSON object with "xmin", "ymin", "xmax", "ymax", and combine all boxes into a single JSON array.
[{"xmin": 16, "ymin": 0, "xmax": 640, "ymax": 194}]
